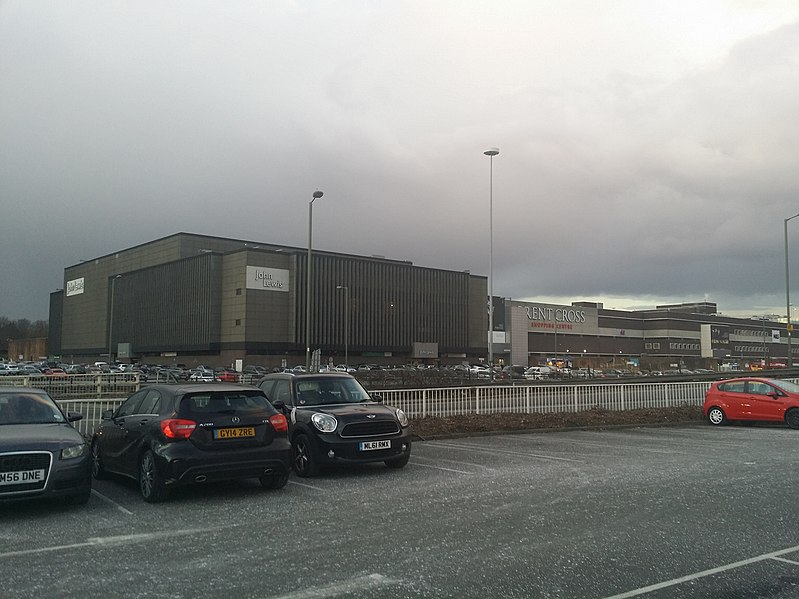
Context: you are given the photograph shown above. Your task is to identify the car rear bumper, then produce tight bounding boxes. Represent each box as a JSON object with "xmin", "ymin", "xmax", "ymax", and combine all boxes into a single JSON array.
[{"xmin": 155, "ymin": 440, "xmax": 292, "ymax": 487}]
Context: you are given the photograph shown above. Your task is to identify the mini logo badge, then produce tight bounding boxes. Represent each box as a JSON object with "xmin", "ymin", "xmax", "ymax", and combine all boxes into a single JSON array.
[{"xmin": 231, "ymin": 416, "xmax": 241, "ymax": 424}]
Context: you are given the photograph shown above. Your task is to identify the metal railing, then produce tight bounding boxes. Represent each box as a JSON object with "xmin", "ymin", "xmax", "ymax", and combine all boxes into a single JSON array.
[
  {"xmin": 1, "ymin": 374, "xmax": 140, "ymax": 400},
  {"xmin": 50, "ymin": 379, "xmax": 720, "ymax": 438},
  {"xmin": 375, "ymin": 380, "xmax": 713, "ymax": 419}
]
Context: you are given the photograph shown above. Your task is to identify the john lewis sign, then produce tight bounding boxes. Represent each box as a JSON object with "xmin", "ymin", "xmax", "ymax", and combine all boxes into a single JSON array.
[{"xmin": 246, "ymin": 267, "xmax": 290, "ymax": 292}]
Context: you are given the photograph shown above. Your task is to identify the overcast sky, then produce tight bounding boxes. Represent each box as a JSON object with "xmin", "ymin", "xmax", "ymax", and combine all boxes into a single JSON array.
[{"xmin": 3, "ymin": 1, "xmax": 799, "ymax": 322}]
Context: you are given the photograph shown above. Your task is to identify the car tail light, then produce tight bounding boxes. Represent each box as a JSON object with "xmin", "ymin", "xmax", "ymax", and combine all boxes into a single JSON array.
[
  {"xmin": 269, "ymin": 414, "xmax": 288, "ymax": 433},
  {"xmin": 161, "ymin": 418, "xmax": 197, "ymax": 440}
]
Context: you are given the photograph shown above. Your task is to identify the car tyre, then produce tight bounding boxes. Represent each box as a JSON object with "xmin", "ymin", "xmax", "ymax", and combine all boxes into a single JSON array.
[
  {"xmin": 139, "ymin": 450, "xmax": 168, "ymax": 503},
  {"xmin": 707, "ymin": 406, "xmax": 726, "ymax": 426},
  {"xmin": 91, "ymin": 440, "xmax": 107, "ymax": 480},
  {"xmin": 259, "ymin": 469, "xmax": 290, "ymax": 490},
  {"xmin": 785, "ymin": 409, "xmax": 799, "ymax": 430},
  {"xmin": 385, "ymin": 453, "xmax": 410, "ymax": 469},
  {"xmin": 292, "ymin": 434, "xmax": 319, "ymax": 478}
]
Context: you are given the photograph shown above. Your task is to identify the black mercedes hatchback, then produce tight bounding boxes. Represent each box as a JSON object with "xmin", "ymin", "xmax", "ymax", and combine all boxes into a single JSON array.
[
  {"xmin": 256, "ymin": 373, "xmax": 411, "ymax": 477},
  {"xmin": 91, "ymin": 384, "xmax": 291, "ymax": 502},
  {"xmin": 0, "ymin": 387, "xmax": 91, "ymax": 506}
]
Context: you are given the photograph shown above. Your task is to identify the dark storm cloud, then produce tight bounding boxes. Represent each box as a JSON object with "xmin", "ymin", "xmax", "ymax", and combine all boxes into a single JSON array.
[{"xmin": 2, "ymin": 1, "xmax": 799, "ymax": 320}]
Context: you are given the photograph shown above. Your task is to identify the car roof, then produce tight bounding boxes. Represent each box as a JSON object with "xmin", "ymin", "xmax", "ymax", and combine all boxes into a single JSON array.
[
  {"xmin": 141, "ymin": 383, "xmax": 261, "ymax": 394},
  {"xmin": 0, "ymin": 386, "xmax": 49, "ymax": 394}
]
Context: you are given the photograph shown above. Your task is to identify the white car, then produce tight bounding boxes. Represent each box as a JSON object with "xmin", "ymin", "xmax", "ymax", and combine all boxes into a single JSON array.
[{"xmin": 524, "ymin": 366, "xmax": 552, "ymax": 380}]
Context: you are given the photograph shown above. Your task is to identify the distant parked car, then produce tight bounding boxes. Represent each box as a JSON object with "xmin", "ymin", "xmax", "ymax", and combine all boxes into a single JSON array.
[
  {"xmin": 704, "ymin": 377, "xmax": 799, "ymax": 428},
  {"xmin": 0, "ymin": 387, "xmax": 91, "ymax": 505},
  {"xmin": 214, "ymin": 369, "xmax": 240, "ymax": 383},
  {"xmin": 524, "ymin": 366, "xmax": 552, "ymax": 380},
  {"xmin": 256, "ymin": 372, "xmax": 411, "ymax": 477},
  {"xmin": 90, "ymin": 384, "xmax": 291, "ymax": 502}
]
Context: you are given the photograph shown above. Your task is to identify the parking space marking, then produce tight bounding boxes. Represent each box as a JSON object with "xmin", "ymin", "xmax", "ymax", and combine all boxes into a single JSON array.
[
  {"xmin": 411, "ymin": 453, "xmax": 494, "ymax": 470},
  {"xmin": 425, "ymin": 441, "xmax": 583, "ymax": 463},
  {"xmin": 538, "ymin": 437, "xmax": 688, "ymax": 455},
  {"xmin": 602, "ymin": 544, "xmax": 799, "ymax": 599},
  {"xmin": 772, "ymin": 556, "xmax": 799, "ymax": 566},
  {"xmin": 288, "ymin": 480, "xmax": 325, "ymax": 491},
  {"xmin": 409, "ymin": 461, "xmax": 471, "ymax": 474},
  {"xmin": 91, "ymin": 489, "xmax": 135, "ymax": 515},
  {"xmin": 0, "ymin": 528, "xmax": 223, "ymax": 559},
  {"xmin": 269, "ymin": 573, "xmax": 400, "ymax": 599}
]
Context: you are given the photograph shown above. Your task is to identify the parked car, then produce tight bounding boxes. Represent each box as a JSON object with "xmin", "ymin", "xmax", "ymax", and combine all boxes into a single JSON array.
[
  {"xmin": 189, "ymin": 368, "xmax": 217, "ymax": 382},
  {"xmin": 214, "ymin": 369, "xmax": 240, "ymax": 383},
  {"xmin": 703, "ymin": 377, "xmax": 799, "ymax": 428},
  {"xmin": 256, "ymin": 372, "xmax": 412, "ymax": 477},
  {"xmin": 524, "ymin": 366, "xmax": 552, "ymax": 380},
  {"xmin": 0, "ymin": 387, "xmax": 91, "ymax": 505},
  {"xmin": 90, "ymin": 384, "xmax": 292, "ymax": 502}
]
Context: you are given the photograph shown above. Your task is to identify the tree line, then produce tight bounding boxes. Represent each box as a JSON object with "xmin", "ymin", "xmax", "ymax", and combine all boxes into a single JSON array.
[{"xmin": 0, "ymin": 317, "xmax": 49, "ymax": 353}]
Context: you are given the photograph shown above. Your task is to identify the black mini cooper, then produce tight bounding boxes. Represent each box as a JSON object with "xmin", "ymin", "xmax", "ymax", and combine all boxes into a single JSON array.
[{"xmin": 256, "ymin": 373, "xmax": 411, "ymax": 477}]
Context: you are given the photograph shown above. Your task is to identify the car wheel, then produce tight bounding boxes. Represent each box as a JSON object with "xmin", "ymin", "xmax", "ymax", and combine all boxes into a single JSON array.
[
  {"xmin": 259, "ymin": 470, "xmax": 289, "ymax": 490},
  {"xmin": 785, "ymin": 409, "xmax": 799, "ymax": 430},
  {"xmin": 292, "ymin": 434, "xmax": 319, "ymax": 478},
  {"xmin": 385, "ymin": 453, "xmax": 410, "ymax": 469},
  {"xmin": 91, "ymin": 440, "xmax": 107, "ymax": 480},
  {"xmin": 707, "ymin": 406, "xmax": 726, "ymax": 426},
  {"xmin": 139, "ymin": 450, "xmax": 168, "ymax": 503}
]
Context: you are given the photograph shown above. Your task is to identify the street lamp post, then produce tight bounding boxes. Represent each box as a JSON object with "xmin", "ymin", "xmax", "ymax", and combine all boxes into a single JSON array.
[
  {"xmin": 484, "ymin": 147, "xmax": 499, "ymax": 380},
  {"xmin": 108, "ymin": 274, "xmax": 122, "ymax": 364},
  {"xmin": 336, "ymin": 285, "xmax": 349, "ymax": 369},
  {"xmin": 785, "ymin": 212, "xmax": 799, "ymax": 367},
  {"xmin": 306, "ymin": 190, "xmax": 324, "ymax": 372}
]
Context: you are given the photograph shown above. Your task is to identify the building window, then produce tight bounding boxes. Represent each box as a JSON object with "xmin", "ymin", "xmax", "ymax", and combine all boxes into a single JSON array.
[
  {"xmin": 236, "ymin": 288, "xmax": 242, "ymax": 296},
  {"xmin": 235, "ymin": 319, "xmax": 241, "ymax": 326}
]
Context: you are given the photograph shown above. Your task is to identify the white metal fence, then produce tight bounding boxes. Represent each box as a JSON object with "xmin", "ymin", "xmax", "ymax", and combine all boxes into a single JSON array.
[
  {"xmin": 0, "ymin": 374, "xmax": 140, "ymax": 400},
  {"xmin": 50, "ymin": 380, "xmax": 716, "ymax": 438}
]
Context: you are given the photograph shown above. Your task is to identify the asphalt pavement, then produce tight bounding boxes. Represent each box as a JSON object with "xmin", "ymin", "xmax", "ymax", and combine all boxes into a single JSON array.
[{"xmin": 2, "ymin": 423, "xmax": 799, "ymax": 598}]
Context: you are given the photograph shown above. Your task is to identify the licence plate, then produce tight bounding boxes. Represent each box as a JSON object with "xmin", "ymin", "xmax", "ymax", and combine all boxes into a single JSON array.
[
  {"xmin": 359, "ymin": 440, "xmax": 391, "ymax": 451},
  {"xmin": 0, "ymin": 469, "xmax": 46, "ymax": 486},
  {"xmin": 213, "ymin": 427, "xmax": 256, "ymax": 439}
]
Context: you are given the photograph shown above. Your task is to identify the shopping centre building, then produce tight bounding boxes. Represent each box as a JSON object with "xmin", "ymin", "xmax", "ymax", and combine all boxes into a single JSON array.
[{"xmin": 48, "ymin": 233, "xmax": 792, "ymax": 370}]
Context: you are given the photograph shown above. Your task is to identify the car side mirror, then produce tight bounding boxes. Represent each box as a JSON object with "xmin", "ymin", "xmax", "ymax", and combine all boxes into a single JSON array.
[
  {"xmin": 272, "ymin": 400, "xmax": 286, "ymax": 411},
  {"xmin": 67, "ymin": 412, "xmax": 83, "ymax": 422},
  {"xmin": 371, "ymin": 393, "xmax": 383, "ymax": 403},
  {"xmin": 101, "ymin": 409, "xmax": 114, "ymax": 420},
  {"xmin": 769, "ymin": 392, "xmax": 780, "ymax": 400}
]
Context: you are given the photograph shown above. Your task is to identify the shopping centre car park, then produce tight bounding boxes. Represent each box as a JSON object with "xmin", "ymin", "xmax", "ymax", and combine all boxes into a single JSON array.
[{"xmin": 3, "ymin": 424, "xmax": 799, "ymax": 598}]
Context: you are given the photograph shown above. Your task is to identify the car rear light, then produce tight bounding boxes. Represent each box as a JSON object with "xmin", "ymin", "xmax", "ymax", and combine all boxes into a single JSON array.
[
  {"xmin": 269, "ymin": 414, "xmax": 288, "ymax": 433},
  {"xmin": 161, "ymin": 418, "xmax": 197, "ymax": 440}
]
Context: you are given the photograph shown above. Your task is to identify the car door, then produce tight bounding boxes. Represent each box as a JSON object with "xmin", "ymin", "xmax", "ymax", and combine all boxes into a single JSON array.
[
  {"xmin": 716, "ymin": 381, "xmax": 747, "ymax": 419},
  {"xmin": 101, "ymin": 389, "xmax": 147, "ymax": 475},
  {"xmin": 746, "ymin": 380, "xmax": 782, "ymax": 421},
  {"xmin": 118, "ymin": 388, "xmax": 164, "ymax": 473}
]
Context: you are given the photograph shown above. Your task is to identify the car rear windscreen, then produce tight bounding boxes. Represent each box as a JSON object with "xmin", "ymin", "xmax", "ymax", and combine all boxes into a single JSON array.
[{"xmin": 179, "ymin": 391, "xmax": 274, "ymax": 418}]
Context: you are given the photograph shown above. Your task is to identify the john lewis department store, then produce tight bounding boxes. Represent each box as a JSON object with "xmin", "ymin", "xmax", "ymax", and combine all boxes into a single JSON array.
[{"xmin": 47, "ymin": 233, "xmax": 791, "ymax": 370}]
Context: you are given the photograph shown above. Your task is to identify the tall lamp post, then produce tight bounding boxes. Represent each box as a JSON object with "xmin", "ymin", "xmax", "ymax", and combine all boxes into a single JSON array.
[
  {"xmin": 785, "ymin": 212, "xmax": 799, "ymax": 367},
  {"xmin": 108, "ymin": 274, "xmax": 122, "ymax": 364},
  {"xmin": 484, "ymin": 147, "xmax": 499, "ymax": 379},
  {"xmin": 306, "ymin": 190, "xmax": 324, "ymax": 372},
  {"xmin": 336, "ymin": 285, "xmax": 349, "ymax": 369}
]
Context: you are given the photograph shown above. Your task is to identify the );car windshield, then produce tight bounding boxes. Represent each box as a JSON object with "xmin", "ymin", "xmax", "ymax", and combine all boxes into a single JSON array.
[
  {"xmin": 295, "ymin": 378, "xmax": 371, "ymax": 406},
  {"xmin": 0, "ymin": 392, "xmax": 65, "ymax": 425},
  {"xmin": 179, "ymin": 391, "xmax": 272, "ymax": 417}
]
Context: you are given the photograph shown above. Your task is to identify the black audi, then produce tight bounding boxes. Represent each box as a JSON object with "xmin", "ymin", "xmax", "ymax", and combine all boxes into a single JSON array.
[
  {"xmin": 0, "ymin": 387, "xmax": 91, "ymax": 506},
  {"xmin": 91, "ymin": 384, "xmax": 292, "ymax": 502},
  {"xmin": 257, "ymin": 373, "xmax": 411, "ymax": 477}
]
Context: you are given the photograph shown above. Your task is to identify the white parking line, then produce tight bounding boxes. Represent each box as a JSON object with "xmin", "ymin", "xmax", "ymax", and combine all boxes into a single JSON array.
[
  {"xmin": 269, "ymin": 573, "xmax": 400, "ymax": 599},
  {"xmin": 426, "ymin": 441, "xmax": 583, "ymax": 463},
  {"xmin": 602, "ymin": 544, "xmax": 799, "ymax": 598},
  {"xmin": 91, "ymin": 489, "xmax": 135, "ymax": 515},
  {"xmin": 411, "ymin": 454, "xmax": 494, "ymax": 470},
  {"xmin": 408, "ymin": 461, "xmax": 471, "ymax": 474},
  {"xmin": 288, "ymin": 480, "xmax": 325, "ymax": 491}
]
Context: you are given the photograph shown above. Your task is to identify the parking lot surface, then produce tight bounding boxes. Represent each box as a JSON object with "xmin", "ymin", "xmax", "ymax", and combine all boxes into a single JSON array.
[{"xmin": 3, "ymin": 423, "xmax": 799, "ymax": 598}]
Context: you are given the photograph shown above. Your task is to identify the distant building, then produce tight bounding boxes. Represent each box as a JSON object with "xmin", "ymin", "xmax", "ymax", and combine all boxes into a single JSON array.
[{"xmin": 48, "ymin": 233, "xmax": 487, "ymax": 368}]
